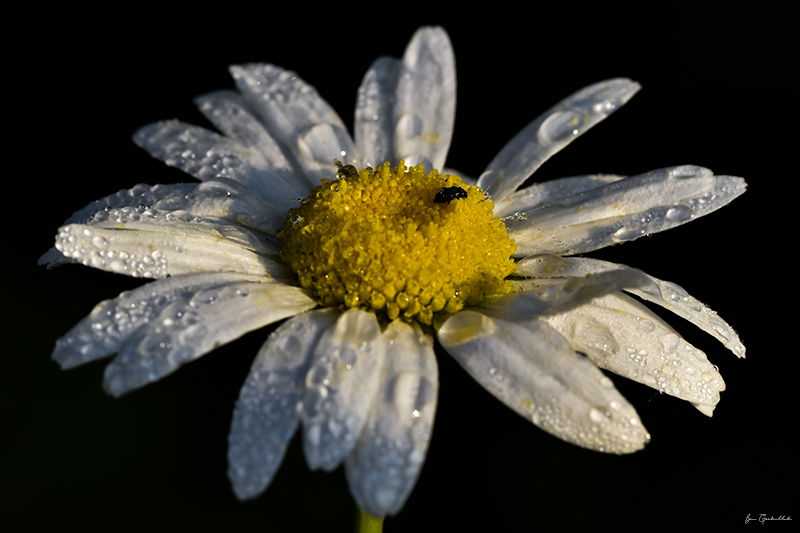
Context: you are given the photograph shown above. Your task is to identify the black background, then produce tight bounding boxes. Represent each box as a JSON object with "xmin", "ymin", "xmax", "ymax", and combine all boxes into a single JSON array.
[{"xmin": 9, "ymin": 5, "xmax": 793, "ymax": 531}]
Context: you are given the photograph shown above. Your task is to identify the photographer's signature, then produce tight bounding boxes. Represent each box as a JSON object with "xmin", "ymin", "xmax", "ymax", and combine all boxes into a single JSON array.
[{"xmin": 745, "ymin": 514, "xmax": 792, "ymax": 524}]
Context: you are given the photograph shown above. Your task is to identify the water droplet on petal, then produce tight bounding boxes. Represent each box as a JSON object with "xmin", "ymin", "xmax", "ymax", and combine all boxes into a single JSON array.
[
  {"xmin": 538, "ymin": 110, "xmax": 584, "ymax": 143},
  {"xmin": 666, "ymin": 204, "xmax": 693, "ymax": 222}
]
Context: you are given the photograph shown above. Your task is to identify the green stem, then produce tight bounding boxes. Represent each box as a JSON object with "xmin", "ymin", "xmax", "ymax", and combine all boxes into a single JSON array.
[{"xmin": 356, "ymin": 507, "xmax": 384, "ymax": 533}]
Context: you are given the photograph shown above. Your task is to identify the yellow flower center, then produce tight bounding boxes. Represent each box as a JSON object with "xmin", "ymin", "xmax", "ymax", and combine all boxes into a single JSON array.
[{"xmin": 278, "ymin": 161, "xmax": 517, "ymax": 325}]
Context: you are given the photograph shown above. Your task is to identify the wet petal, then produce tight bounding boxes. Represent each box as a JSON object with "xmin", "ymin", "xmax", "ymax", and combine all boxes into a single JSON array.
[
  {"xmin": 355, "ymin": 56, "xmax": 400, "ymax": 168},
  {"xmin": 393, "ymin": 26, "xmax": 455, "ymax": 170},
  {"xmin": 133, "ymin": 120, "xmax": 301, "ymax": 205},
  {"xmin": 544, "ymin": 292, "xmax": 726, "ymax": 415},
  {"xmin": 486, "ymin": 267, "xmax": 651, "ymax": 318},
  {"xmin": 228, "ymin": 309, "xmax": 338, "ymax": 500},
  {"xmin": 38, "ymin": 182, "xmax": 197, "ymax": 268},
  {"xmin": 522, "ymin": 255, "xmax": 745, "ymax": 358},
  {"xmin": 230, "ymin": 63, "xmax": 360, "ymax": 186},
  {"xmin": 494, "ymin": 174, "xmax": 625, "ymax": 218},
  {"xmin": 355, "ymin": 26, "xmax": 455, "ymax": 171},
  {"xmin": 478, "ymin": 79, "xmax": 640, "ymax": 199},
  {"xmin": 506, "ymin": 165, "xmax": 747, "ymax": 256},
  {"xmin": 54, "ymin": 208, "xmax": 288, "ymax": 279},
  {"xmin": 302, "ymin": 309, "xmax": 386, "ymax": 471},
  {"xmin": 53, "ymin": 272, "xmax": 269, "ymax": 369},
  {"xmin": 345, "ymin": 320, "xmax": 438, "ymax": 517},
  {"xmin": 194, "ymin": 90, "xmax": 308, "ymax": 198},
  {"xmin": 438, "ymin": 310, "xmax": 648, "ymax": 454},
  {"xmin": 152, "ymin": 178, "xmax": 287, "ymax": 235},
  {"xmin": 103, "ymin": 281, "xmax": 316, "ymax": 396}
]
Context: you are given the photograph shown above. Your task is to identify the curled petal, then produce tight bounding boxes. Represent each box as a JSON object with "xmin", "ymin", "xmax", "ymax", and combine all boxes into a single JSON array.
[
  {"xmin": 506, "ymin": 165, "xmax": 747, "ymax": 256},
  {"xmin": 494, "ymin": 174, "xmax": 625, "ymax": 218},
  {"xmin": 521, "ymin": 255, "xmax": 745, "ymax": 358},
  {"xmin": 346, "ymin": 320, "xmax": 438, "ymax": 517},
  {"xmin": 478, "ymin": 78, "xmax": 640, "ymax": 199},
  {"xmin": 230, "ymin": 63, "xmax": 360, "ymax": 186},
  {"xmin": 544, "ymin": 292, "xmax": 726, "ymax": 415},
  {"xmin": 228, "ymin": 309, "xmax": 339, "ymax": 500},
  {"xmin": 439, "ymin": 310, "xmax": 649, "ymax": 454},
  {"xmin": 53, "ymin": 272, "xmax": 269, "ymax": 370},
  {"xmin": 103, "ymin": 281, "xmax": 317, "ymax": 397},
  {"xmin": 302, "ymin": 309, "xmax": 386, "ymax": 471},
  {"xmin": 502, "ymin": 268, "xmax": 651, "ymax": 316}
]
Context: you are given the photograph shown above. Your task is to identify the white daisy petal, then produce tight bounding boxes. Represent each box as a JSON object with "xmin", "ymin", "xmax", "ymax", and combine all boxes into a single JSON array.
[
  {"xmin": 133, "ymin": 120, "xmax": 300, "ymax": 204},
  {"xmin": 439, "ymin": 310, "xmax": 649, "ymax": 454},
  {"xmin": 39, "ymin": 179, "xmax": 285, "ymax": 246},
  {"xmin": 632, "ymin": 277, "xmax": 745, "ymax": 358},
  {"xmin": 149, "ymin": 178, "xmax": 287, "ymax": 235},
  {"xmin": 55, "ymin": 209, "xmax": 288, "ymax": 279},
  {"xmin": 228, "ymin": 309, "xmax": 339, "ymax": 501},
  {"xmin": 345, "ymin": 320, "xmax": 438, "ymax": 518},
  {"xmin": 494, "ymin": 174, "xmax": 625, "ymax": 218},
  {"xmin": 478, "ymin": 79, "xmax": 640, "ymax": 199},
  {"xmin": 543, "ymin": 292, "xmax": 726, "ymax": 415},
  {"xmin": 392, "ymin": 26, "xmax": 456, "ymax": 171},
  {"xmin": 103, "ymin": 281, "xmax": 317, "ymax": 397},
  {"xmin": 195, "ymin": 90, "xmax": 310, "ymax": 198},
  {"xmin": 355, "ymin": 56, "xmax": 401, "ymax": 167},
  {"xmin": 507, "ymin": 165, "xmax": 747, "ymax": 256},
  {"xmin": 61, "ymin": 183, "xmax": 197, "ymax": 227},
  {"xmin": 39, "ymin": 183, "xmax": 199, "ymax": 268},
  {"xmin": 53, "ymin": 272, "xmax": 269, "ymax": 369},
  {"xmin": 302, "ymin": 309, "xmax": 386, "ymax": 471},
  {"xmin": 520, "ymin": 255, "xmax": 745, "ymax": 358},
  {"xmin": 230, "ymin": 63, "xmax": 361, "ymax": 186},
  {"xmin": 486, "ymin": 267, "xmax": 651, "ymax": 318}
]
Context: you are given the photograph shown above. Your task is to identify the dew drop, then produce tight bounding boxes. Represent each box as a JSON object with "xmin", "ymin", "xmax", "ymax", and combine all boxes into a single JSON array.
[
  {"xmin": 638, "ymin": 319, "xmax": 655, "ymax": 332},
  {"xmin": 538, "ymin": 110, "xmax": 583, "ymax": 143},
  {"xmin": 339, "ymin": 347, "xmax": 357, "ymax": 368},
  {"xmin": 660, "ymin": 333, "xmax": 680, "ymax": 353},
  {"xmin": 276, "ymin": 334, "xmax": 302, "ymax": 355},
  {"xmin": 306, "ymin": 365, "xmax": 329, "ymax": 387},
  {"xmin": 612, "ymin": 225, "xmax": 647, "ymax": 242},
  {"xmin": 594, "ymin": 98, "xmax": 621, "ymax": 115},
  {"xmin": 304, "ymin": 386, "xmax": 329, "ymax": 418},
  {"xmin": 589, "ymin": 408, "xmax": 608, "ymax": 424},
  {"xmin": 666, "ymin": 204, "xmax": 693, "ymax": 222}
]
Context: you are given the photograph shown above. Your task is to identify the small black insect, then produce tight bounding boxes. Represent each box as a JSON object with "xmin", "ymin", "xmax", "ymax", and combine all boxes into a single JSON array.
[
  {"xmin": 334, "ymin": 159, "xmax": 358, "ymax": 178},
  {"xmin": 434, "ymin": 186, "xmax": 468, "ymax": 204}
]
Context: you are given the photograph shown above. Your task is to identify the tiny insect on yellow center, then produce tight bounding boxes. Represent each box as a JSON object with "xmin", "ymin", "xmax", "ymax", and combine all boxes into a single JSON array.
[{"xmin": 278, "ymin": 161, "xmax": 517, "ymax": 325}]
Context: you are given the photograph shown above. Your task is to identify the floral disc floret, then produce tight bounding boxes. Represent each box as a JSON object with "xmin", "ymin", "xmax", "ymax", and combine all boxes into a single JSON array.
[{"xmin": 279, "ymin": 161, "xmax": 517, "ymax": 325}]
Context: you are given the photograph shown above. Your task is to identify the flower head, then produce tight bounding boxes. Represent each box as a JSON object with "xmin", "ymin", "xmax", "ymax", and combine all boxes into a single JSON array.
[{"xmin": 41, "ymin": 26, "xmax": 746, "ymax": 519}]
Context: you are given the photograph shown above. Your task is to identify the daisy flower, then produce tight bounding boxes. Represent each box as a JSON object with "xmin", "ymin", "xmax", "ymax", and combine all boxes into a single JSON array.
[{"xmin": 41, "ymin": 26, "xmax": 746, "ymax": 527}]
